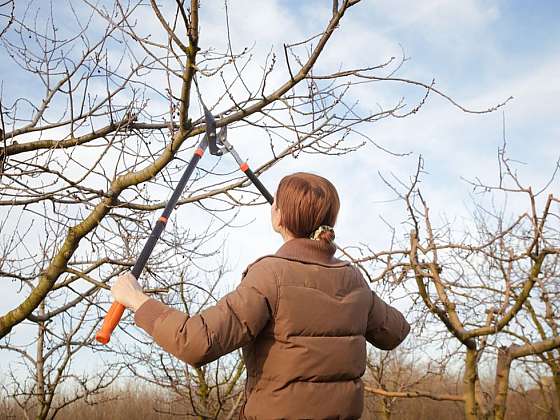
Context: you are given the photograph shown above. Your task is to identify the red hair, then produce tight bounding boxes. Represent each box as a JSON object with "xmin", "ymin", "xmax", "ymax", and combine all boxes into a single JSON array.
[{"xmin": 275, "ymin": 172, "xmax": 340, "ymax": 241}]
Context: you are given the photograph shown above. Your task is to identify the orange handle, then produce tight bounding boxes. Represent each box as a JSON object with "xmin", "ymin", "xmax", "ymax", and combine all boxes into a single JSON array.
[{"xmin": 95, "ymin": 302, "xmax": 125, "ymax": 344}]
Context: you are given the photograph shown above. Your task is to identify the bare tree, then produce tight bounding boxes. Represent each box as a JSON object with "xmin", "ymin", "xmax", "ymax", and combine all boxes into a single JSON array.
[
  {"xmin": 350, "ymin": 144, "xmax": 560, "ymax": 419},
  {"xmin": 118, "ymin": 267, "xmax": 246, "ymax": 419},
  {"xmin": 504, "ymin": 252, "xmax": 560, "ymax": 418},
  {"xmin": 364, "ymin": 346, "xmax": 464, "ymax": 420},
  {"xmin": 0, "ymin": 299, "xmax": 122, "ymax": 420},
  {"xmin": 0, "ymin": 0, "xmax": 515, "ymax": 417}
]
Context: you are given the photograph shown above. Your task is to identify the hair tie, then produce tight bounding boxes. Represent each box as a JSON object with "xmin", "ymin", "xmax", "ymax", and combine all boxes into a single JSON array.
[{"xmin": 309, "ymin": 225, "xmax": 335, "ymax": 241}]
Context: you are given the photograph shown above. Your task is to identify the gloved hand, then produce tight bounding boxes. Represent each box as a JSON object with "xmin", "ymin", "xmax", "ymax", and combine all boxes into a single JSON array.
[{"xmin": 111, "ymin": 272, "xmax": 150, "ymax": 312}]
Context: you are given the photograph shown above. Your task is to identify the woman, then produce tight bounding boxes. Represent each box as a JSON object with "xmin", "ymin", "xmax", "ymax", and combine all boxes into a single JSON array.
[{"xmin": 112, "ymin": 172, "xmax": 410, "ymax": 419}]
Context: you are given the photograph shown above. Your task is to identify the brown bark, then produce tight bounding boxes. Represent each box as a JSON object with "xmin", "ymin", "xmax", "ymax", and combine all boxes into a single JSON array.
[
  {"xmin": 463, "ymin": 347, "xmax": 479, "ymax": 420},
  {"xmin": 552, "ymin": 372, "xmax": 560, "ymax": 419},
  {"xmin": 493, "ymin": 347, "xmax": 512, "ymax": 420},
  {"xmin": 365, "ymin": 386, "xmax": 465, "ymax": 402},
  {"xmin": 35, "ymin": 302, "xmax": 47, "ymax": 420},
  {"xmin": 377, "ymin": 397, "xmax": 391, "ymax": 420}
]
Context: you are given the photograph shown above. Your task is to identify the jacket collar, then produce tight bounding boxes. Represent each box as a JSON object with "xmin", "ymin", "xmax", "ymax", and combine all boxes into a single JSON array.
[{"xmin": 274, "ymin": 238, "xmax": 349, "ymax": 267}]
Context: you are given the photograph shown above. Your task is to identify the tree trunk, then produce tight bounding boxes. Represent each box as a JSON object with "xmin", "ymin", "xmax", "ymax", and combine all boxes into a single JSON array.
[
  {"xmin": 552, "ymin": 369, "xmax": 560, "ymax": 420},
  {"xmin": 376, "ymin": 397, "xmax": 391, "ymax": 420},
  {"xmin": 35, "ymin": 302, "xmax": 47, "ymax": 420},
  {"xmin": 493, "ymin": 347, "xmax": 512, "ymax": 420},
  {"xmin": 464, "ymin": 347, "xmax": 479, "ymax": 420}
]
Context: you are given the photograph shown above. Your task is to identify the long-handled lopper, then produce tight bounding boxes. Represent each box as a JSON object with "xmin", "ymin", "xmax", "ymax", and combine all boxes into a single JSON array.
[
  {"xmin": 96, "ymin": 108, "xmax": 273, "ymax": 345},
  {"xmin": 96, "ymin": 106, "xmax": 220, "ymax": 344}
]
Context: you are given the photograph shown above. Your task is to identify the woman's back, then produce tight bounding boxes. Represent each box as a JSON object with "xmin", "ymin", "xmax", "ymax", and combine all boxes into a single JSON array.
[{"xmin": 242, "ymin": 238, "xmax": 374, "ymax": 419}]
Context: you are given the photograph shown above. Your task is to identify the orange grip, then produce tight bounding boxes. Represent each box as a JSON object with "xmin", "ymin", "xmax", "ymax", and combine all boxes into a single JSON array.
[
  {"xmin": 240, "ymin": 162, "xmax": 249, "ymax": 172},
  {"xmin": 95, "ymin": 302, "xmax": 125, "ymax": 344}
]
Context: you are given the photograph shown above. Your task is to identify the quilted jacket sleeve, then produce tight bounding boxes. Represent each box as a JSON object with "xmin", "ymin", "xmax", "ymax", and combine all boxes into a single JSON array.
[
  {"xmin": 365, "ymin": 291, "xmax": 411, "ymax": 350},
  {"xmin": 134, "ymin": 259, "xmax": 277, "ymax": 368}
]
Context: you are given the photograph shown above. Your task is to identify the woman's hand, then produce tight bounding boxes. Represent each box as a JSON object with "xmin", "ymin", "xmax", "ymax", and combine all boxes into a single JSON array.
[{"xmin": 111, "ymin": 272, "xmax": 149, "ymax": 312}]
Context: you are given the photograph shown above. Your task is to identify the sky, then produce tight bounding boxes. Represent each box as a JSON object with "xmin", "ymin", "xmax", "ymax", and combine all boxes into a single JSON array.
[
  {"xmin": 214, "ymin": 0, "xmax": 560, "ymax": 270},
  {"xmin": 1, "ymin": 0, "xmax": 559, "ymax": 385}
]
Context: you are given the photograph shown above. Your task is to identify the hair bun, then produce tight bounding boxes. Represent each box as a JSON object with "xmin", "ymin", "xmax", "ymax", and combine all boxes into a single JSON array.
[
  {"xmin": 317, "ymin": 229, "xmax": 335, "ymax": 242},
  {"xmin": 310, "ymin": 225, "xmax": 335, "ymax": 242}
]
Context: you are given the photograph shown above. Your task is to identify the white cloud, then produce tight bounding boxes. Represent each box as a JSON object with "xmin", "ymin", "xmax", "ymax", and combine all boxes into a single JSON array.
[{"xmin": 371, "ymin": 0, "xmax": 500, "ymax": 33}]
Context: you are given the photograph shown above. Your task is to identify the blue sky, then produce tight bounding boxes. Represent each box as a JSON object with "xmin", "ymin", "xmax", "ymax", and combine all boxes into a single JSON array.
[{"xmin": 216, "ymin": 0, "xmax": 560, "ymax": 250}]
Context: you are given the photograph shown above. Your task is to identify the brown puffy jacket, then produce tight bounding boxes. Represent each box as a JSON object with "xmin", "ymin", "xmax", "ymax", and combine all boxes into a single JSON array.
[{"xmin": 135, "ymin": 238, "xmax": 410, "ymax": 419}]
